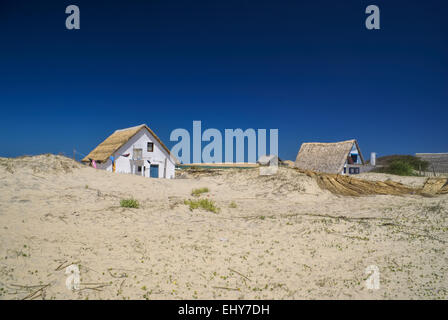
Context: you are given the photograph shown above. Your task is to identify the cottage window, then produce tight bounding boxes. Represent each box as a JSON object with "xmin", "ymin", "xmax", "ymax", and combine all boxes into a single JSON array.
[
  {"xmin": 147, "ymin": 142, "xmax": 154, "ymax": 152},
  {"xmin": 133, "ymin": 148, "xmax": 143, "ymax": 160},
  {"xmin": 349, "ymin": 167, "xmax": 360, "ymax": 174}
]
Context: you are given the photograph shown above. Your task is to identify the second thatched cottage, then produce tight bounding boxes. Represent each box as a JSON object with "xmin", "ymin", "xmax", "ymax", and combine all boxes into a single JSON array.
[
  {"xmin": 82, "ymin": 124, "xmax": 178, "ymax": 178},
  {"xmin": 294, "ymin": 139, "xmax": 366, "ymax": 175}
]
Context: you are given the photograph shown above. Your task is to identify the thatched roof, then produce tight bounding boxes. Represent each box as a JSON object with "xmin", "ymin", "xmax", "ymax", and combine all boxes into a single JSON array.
[
  {"xmin": 82, "ymin": 124, "xmax": 177, "ymax": 163},
  {"xmin": 294, "ymin": 139, "xmax": 364, "ymax": 174}
]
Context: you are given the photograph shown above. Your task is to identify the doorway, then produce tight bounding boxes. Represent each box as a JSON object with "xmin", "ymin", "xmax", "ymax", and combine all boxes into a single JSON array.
[{"xmin": 150, "ymin": 164, "xmax": 159, "ymax": 178}]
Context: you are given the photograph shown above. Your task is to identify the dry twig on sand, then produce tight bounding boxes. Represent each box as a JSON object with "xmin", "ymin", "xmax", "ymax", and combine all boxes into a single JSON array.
[
  {"xmin": 228, "ymin": 268, "xmax": 251, "ymax": 282},
  {"xmin": 55, "ymin": 260, "xmax": 80, "ymax": 271},
  {"xmin": 212, "ymin": 286, "xmax": 240, "ymax": 291},
  {"xmin": 79, "ymin": 283, "xmax": 111, "ymax": 292},
  {"xmin": 21, "ymin": 283, "xmax": 51, "ymax": 300}
]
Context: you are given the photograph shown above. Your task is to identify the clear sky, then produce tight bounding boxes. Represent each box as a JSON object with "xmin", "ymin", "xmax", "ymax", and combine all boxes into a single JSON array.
[{"xmin": 0, "ymin": 0, "xmax": 447, "ymax": 162}]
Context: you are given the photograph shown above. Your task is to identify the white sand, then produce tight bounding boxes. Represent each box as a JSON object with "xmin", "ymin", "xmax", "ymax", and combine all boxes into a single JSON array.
[{"xmin": 0, "ymin": 155, "xmax": 447, "ymax": 300}]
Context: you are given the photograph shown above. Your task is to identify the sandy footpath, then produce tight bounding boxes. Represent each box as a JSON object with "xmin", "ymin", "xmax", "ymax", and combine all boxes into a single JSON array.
[{"xmin": 0, "ymin": 155, "xmax": 447, "ymax": 299}]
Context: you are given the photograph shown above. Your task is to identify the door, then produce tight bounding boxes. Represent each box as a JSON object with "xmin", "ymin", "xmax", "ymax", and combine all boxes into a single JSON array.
[{"xmin": 150, "ymin": 164, "xmax": 159, "ymax": 178}]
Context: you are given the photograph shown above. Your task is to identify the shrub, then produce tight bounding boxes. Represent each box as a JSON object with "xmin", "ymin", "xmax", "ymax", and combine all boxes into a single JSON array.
[
  {"xmin": 191, "ymin": 187, "xmax": 209, "ymax": 197},
  {"xmin": 386, "ymin": 160, "xmax": 414, "ymax": 176},
  {"xmin": 184, "ymin": 198, "xmax": 219, "ymax": 213},
  {"xmin": 229, "ymin": 201, "xmax": 237, "ymax": 208},
  {"xmin": 374, "ymin": 155, "xmax": 429, "ymax": 171},
  {"xmin": 120, "ymin": 198, "xmax": 139, "ymax": 208},
  {"xmin": 373, "ymin": 155, "xmax": 429, "ymax": 176}
]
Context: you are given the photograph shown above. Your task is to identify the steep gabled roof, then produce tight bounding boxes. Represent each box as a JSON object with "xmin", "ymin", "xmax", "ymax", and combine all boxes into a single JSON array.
[
  {"xmin": 294, "ymin": 139, "xmax": 364, "ymax": 174},
  {"xmin": 82, "ymin": 124, "xmax": 178, "ymax": 164}
]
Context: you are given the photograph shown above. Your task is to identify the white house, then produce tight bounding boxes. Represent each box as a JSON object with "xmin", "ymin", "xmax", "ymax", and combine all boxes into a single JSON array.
[{"xmin": 82, "ymin": 124, "xmax": 178, "ymax": 178}]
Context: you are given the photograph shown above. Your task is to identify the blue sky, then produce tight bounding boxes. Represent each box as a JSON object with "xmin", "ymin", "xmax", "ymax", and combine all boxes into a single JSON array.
[{"xmin": 0, "ymin": 0, "xmax": 447, "ymax": 162}]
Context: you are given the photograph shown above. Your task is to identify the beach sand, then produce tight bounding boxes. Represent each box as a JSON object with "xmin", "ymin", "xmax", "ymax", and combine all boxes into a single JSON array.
[{"xmin": 0, "ymin": 154, "xmax": 447, "ymax": 299}]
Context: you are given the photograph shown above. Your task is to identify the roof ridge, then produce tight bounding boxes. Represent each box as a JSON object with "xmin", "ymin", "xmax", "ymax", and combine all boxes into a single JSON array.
[
  {"xmin": 114, "ymin": 124, "xmax": 146, "ymax": 132},
  {"xmin": 302, "ymin": 139, "xmax": 356, "ymax": 145}
]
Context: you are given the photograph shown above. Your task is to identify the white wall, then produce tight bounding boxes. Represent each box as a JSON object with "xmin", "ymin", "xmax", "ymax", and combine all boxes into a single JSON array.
[
  {"xmin": 98, "ymin": 129, "xmax": 176, "ymax": 179},
  {"xmin": 341, "ymin": 142, "xmax": 362, "ymax": 175}
]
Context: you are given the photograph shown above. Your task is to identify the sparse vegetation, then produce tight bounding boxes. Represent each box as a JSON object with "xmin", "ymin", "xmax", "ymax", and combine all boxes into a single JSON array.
[
  {"xmin": 425, "ymin": 203, "xmax": 444, "ymax": 214},
  {"xmin": 2, "ymin": 154, "xmax": 448, "ymax": 299},
  {"xmin": 386, "ymin": 160, "xmax": 415, "ymax": 176},
  {"xmin": 373, "ymin": 155, "xmax": 429, "ymax": 176},
  {"xmin": 191, "ymin": 187, "xmax": 209, "ymax": 197},
  {"xmin": 184, "ymin": 198, "xmax": 219, "ymax": 213},
  {"xmin": 229, "ymin": 201, "xmax": 237, "ymax": 208},
  {"xmin": 120, "ymin": 198, "xmax": 139, "ymax": 208}
]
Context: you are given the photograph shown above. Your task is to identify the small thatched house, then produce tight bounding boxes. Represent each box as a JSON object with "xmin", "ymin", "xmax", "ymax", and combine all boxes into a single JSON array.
[
  {"xmin": 82, "ymin": 124, "xmax": 178, "ymax": 178},
  {"xmin": 294, "ymin": 139, "xmax": 365, "ymax": 175}
]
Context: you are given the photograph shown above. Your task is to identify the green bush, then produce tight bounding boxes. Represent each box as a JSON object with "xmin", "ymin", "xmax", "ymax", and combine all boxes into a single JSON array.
[
  {"xmin": 184, "ymin": 198, "xmax": 219, "ymax": 213},
  {"xmin": 374, "ymin": 155, "xmax": 429, "ymax": 171},
  {"xmin": 373, "ymin": 155, "xmax": 429, "ymax": 176},
  {"xmin": 120, "ymin": 198, "xmax": 139, "ymax": 208},
  {"xmin": 386, "ymin": 160, "xmax": 414, "ymax": 176},
  {"xmin": 191, "ymin": 187, "xmax": 209, "ymax": 197}
]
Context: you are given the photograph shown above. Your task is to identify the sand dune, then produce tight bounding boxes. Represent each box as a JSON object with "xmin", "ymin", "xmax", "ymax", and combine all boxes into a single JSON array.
[{"xmin": 0, "ymin": 155, "xmax": 447, "ymax": 299}]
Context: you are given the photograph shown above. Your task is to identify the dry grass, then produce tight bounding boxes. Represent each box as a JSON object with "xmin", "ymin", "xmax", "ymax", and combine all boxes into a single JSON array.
[
  {"xmin": 120, "ymin": 198, "xmax": 139, "ymax": 209},
  {"xmin": 184, "ymin": 198, "xmax": 220, "ymax": 213},
  {"xmin": 191, "ymin": 187, "xmax": 210, "ymax": 197},
  {"xmin": 229, "ymin": 201, "xmax": 237, "ymax": 208}
]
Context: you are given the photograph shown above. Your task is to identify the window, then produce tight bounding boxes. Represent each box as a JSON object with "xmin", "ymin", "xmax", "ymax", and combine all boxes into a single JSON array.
[
  {"xmin": 137, "ymin": 166, "xmax": 142, "ymax": 172},
  {"xmin": 349, "ymin": 167, "xmax": 360, "ymax": 174},
  {"xmin": 147, "ymin": 142, "xmax": 154, "ymax": 152},
  {"xmin": 351, "ymin": 154, "xmax": 358, "ymax": 163},
  {"xmin": 133, "ymin": 148, "xmax": 142, "ymax": 160}
]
